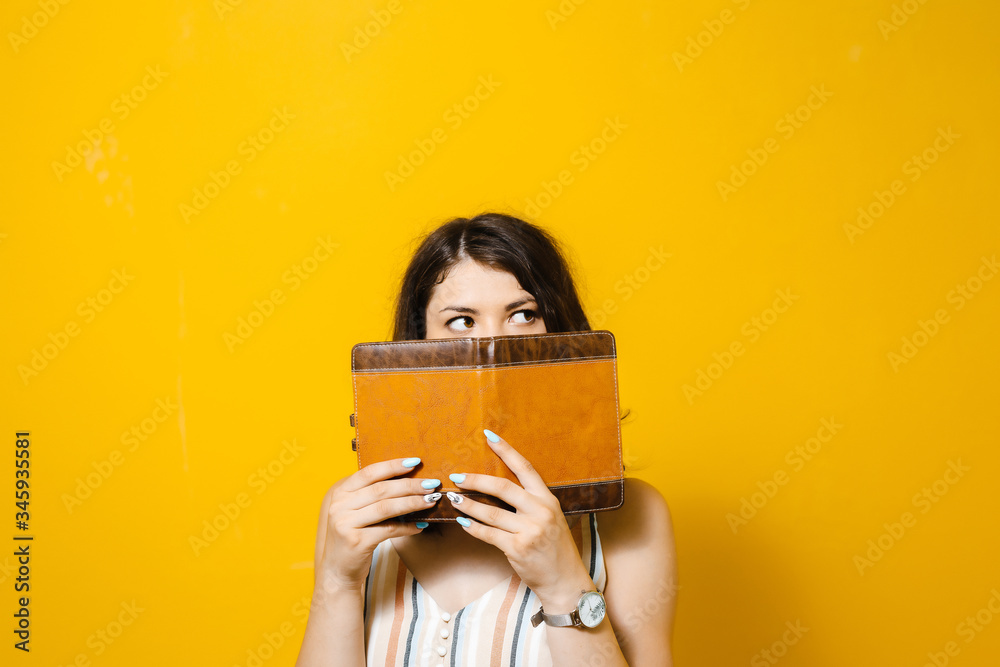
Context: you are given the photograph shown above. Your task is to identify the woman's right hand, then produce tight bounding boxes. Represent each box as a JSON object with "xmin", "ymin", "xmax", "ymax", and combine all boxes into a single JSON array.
[{"xmin": 313, "ymin": 457, "xmax": 438, "ymax": 591}]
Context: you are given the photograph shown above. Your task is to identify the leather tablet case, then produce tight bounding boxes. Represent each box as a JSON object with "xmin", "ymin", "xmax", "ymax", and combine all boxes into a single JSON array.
[{"xmin": 350, "ymin": 330, "xmax": 624, "ymax": 522}]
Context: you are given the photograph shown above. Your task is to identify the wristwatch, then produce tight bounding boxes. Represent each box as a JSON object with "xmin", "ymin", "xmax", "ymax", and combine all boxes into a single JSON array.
[{"xmin": 530, "ymin": 590, "xmax": 606, "ymax": 629}]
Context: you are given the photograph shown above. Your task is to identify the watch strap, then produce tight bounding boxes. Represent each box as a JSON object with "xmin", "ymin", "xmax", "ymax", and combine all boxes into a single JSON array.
[{"xmin": 530, "ymin": 607, "xmax": 579, "ymax": 628}]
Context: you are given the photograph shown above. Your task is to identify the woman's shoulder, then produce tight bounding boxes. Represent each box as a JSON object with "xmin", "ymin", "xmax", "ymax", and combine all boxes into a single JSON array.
[
  {"xmin": 596, "ymin": 478, "xmax": 675, "ymax": 556},
  {"xmin": 600, "ymin": 478, "xmax": 672, "ymax": 529}
]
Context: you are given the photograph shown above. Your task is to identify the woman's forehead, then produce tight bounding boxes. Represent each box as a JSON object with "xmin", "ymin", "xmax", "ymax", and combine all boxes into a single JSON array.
[{"xmin": 428, "ymin": 260, "xmax": 532, "ymax": 306}]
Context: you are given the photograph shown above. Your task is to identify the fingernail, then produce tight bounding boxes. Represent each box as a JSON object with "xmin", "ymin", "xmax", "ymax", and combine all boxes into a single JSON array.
[
  {"xmin": 449, "ymin": 473, "xmax": 466, "ymax": 484},
  {"xmin": 446, "ymin": 491, "xmax": 463, "ymax": 505},
  {"xmin": 402, "ymin": 457, "xmax": 421, "ymax": 468},
  {"xmin": 421, "ymin": 479, "xmax": 441, "ymax": 489},
  {"xmin": 456, "ymin": 517, "xmax": 471, "ymax": 527},
  {"xmin": 483, "ymin": 429, "xmax": 500, "ymax": 443},
  {"xmin": 423, "ymin": 492, "xmax": 442, "ymax": 503},
  {"xmin": 415, "ymin": 521, "xmax": 429, "ymax": 529}
]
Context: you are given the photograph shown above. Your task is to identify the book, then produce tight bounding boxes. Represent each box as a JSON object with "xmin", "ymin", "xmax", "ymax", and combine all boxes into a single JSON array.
[{"xmin": 350, "ymin": 330, "xmax": 625, "ymax": 521}]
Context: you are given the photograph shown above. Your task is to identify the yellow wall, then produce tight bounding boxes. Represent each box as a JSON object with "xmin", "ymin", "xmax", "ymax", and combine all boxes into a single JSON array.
[{"xmin": 3, "ymin": 0, "xmax": 998, "ymax": 664}]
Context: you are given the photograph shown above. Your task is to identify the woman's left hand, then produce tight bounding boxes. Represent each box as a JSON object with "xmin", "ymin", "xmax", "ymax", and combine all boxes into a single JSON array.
[{"xmin": 448, "ymin": 428, "xmax": 597, "ymax": 609}]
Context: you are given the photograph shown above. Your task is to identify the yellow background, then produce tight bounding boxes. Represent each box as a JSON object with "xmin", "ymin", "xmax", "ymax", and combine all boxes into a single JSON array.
[{"xmin": 3, "ymin": 0, "xmax": 998, "ymax": 664}]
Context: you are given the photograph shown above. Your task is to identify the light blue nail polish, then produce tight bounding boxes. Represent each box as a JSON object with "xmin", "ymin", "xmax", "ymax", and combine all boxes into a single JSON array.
[
  {"xmin": 402, "ymin": 457, "xmax": 421, "ymax": 468},
  {"xmin": 415, "ymin": 521, "xmax": 429, "ymax": 529},
  {"xmin": 456, "ymin": 517, "xmax": 472, "ymax": 528},
  {"xmin": 449, "ymin": 473, "xmax": 466, "ymax": 484},
  {"xmin": 421, "ymin": 479, "xmax": 441, "ymax": 489},
  {"xmin": 483, "ymin": 429, "xmax": 500, "ymax": 443}
]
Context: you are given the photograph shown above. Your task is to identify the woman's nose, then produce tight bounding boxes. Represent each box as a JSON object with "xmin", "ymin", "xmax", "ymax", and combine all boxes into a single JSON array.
[
  {"xmin": 474, "ymin": 324, "xmax": 500, "ymax": 338},
  {"xmin": 473, "ymin": 319, "xmax": 505, "ymax": 338}
]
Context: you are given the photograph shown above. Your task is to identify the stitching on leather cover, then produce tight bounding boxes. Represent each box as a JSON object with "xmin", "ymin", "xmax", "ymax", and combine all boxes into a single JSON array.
[
  {"xmin": 351, "ymin": 331, "xmax": 614, "ymax": 371},
  {"xmin": 353, "ymin": 362, "xmax": 362, "ymax": 469},
  {"xmin": 555, "ymin": 481, "xmax": 625, "ymax": 513},
  {"xmin": 354, "ymin": 367, "xmax": 622, "ymax": 484},
  {"xmin": 610, "ymin": 336, "xmax": 623, "ymax": 488},
  {"xmin": 352, "ymin": 356, "xmax": 616, "ymax": 374}
]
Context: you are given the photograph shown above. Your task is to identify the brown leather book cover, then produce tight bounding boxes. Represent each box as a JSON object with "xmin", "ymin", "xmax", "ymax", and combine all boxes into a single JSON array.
[{"xmin": 350, "ymin": 330, "xmax": 624, "ymax": 521}]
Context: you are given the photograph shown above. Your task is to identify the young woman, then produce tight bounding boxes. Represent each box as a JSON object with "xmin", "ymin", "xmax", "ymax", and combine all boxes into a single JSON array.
[{"xmin": 296, "ymin": 213, "xmax": 677, "ymax": 666}]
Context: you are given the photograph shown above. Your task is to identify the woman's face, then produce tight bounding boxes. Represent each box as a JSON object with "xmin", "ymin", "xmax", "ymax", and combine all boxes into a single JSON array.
[{"xmin": 424, "ymin": 258, "xmax": 547, "ymax": 339}]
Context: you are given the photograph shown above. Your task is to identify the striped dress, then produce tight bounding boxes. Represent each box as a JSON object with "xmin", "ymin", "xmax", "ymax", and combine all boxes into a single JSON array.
[{"xmin": 362, "ymin": 513, "xmax": 607, "ymax": 666}]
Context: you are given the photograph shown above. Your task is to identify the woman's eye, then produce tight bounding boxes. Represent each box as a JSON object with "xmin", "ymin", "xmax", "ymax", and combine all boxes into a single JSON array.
[
  {"xmin": 443, "ymin": 310, "xmax": 537, "ymax": 332},
  {"xmin": 445, "ymin": 316, "xmax": 474, "ymax": 332}
]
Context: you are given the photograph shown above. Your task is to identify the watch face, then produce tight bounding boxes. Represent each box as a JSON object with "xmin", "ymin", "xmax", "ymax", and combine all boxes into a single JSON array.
[{"xmin": 578, "ymin": 592, "xmax": 606, "ymax": 628}]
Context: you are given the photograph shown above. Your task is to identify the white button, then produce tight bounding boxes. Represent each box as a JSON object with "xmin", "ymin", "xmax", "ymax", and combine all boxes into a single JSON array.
[
  {"xmin": 441, "ymin": 612, "xmax": 451, "ymax": 622},
  {"xmin": 440, "ymin": 628, "xmax": 449, "ymax": 639},
  {"xmin": 436, "ymin": 645, "xmax": 447, "ymax": 656}
]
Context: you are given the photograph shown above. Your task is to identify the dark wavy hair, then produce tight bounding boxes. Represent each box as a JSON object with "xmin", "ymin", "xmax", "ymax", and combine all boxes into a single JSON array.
[
  {"xmin": 390, "ymin": 211, "xmax": 632, "ymax": 427},
  {"xmin": 390, "ymin": 212, "xmax": 591, "ymax": 341}
]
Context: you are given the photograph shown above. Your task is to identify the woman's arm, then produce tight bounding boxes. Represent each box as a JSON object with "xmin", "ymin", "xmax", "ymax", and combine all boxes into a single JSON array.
[
  {"xmin": 448, "ymin": 431, "xmax": 677, "ymax": 666},
  {"xmin": 599, "ymin": 478, "xmax": 678, "ymax": 665},
  {"xmin": 295, "ymin": 459, "xmax": 438, "ymax": 667},
  {"xmin": 296, "ymin": 569, "xmax": 367, "ymax": 667},
  {"xmin": 295, "ymin": 486, "xmax": 367, "ymax": 667},
  {"xmin": 515, "ymin": 478, "xmax": 677, "ymax": 666}
]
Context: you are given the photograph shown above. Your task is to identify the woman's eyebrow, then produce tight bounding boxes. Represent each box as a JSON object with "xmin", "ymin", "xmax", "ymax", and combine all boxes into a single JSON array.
[{"xmin": 439, "ymin": 297, "xmax": 536, "ymax": 314}]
